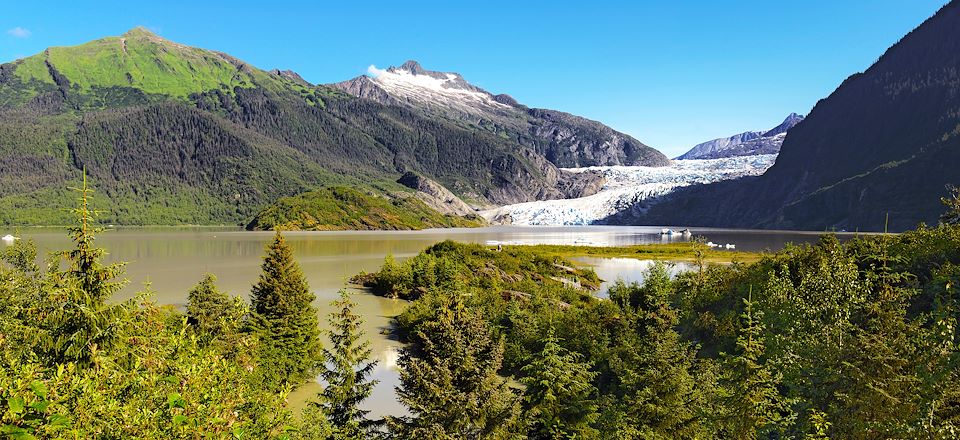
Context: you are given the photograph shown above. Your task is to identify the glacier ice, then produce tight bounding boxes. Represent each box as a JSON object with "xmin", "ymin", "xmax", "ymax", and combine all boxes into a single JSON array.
[{"xmin": 481, "ymin": 154, "xmax": 777, "ymax": 225}]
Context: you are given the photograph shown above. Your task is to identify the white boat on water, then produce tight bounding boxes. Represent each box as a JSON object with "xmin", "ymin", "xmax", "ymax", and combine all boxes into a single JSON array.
[
  {"xmin": 725, "ymin": 244, "xmax": 736, "ymax": 250},
  {"xmin": 660, "ymin": 228, "xmax": 675, "ymax": 235},
  {"xmin": 2, "ymin": 234, "xmax": 18, "ymax": 242}
]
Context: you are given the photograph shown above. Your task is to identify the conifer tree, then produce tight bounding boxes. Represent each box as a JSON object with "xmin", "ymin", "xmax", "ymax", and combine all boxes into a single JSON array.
[
  {"xmin": 940, "ymin": 184, "xmax": 960, "ymax": 225},
  {"xmin": 391, "ymin": 299, "xmax": 522, "ymax": 439},
  {"xmin": 186, "ymin": 273, "xmax": 245, "ymax": 344},
  {"xmin": 42, "ymin": 173, "xmax": 130, "ymax": 364},
  {"xmin": 62, "ymin": 172, "xmax": 126, "ymax": 303},
  {"xmin": 521, "ymin": 328, "xmax": 599, "ymax": 439},
  {"xmin": 719, "ymin": 292, "xmax": 791, "ymax": 438},
  {"xmin": 604, "ymin": 264, "xmax": 711, "ymax": 438},
  {"xmin": 315, "ymin": 290, "xmax": 380, "ymax": 439},
  {"xmin": 249, "ymin": 231, "xmax": 322, "ymax": 389}
]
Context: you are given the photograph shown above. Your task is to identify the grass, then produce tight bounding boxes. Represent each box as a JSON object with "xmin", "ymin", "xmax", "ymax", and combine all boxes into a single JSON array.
[{"xmin": 500, "ymin": 242, "xmax": 762, "ymax": 264}]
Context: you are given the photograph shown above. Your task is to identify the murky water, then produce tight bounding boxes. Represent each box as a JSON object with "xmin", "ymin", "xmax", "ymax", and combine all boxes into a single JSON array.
[{"xmin": 3, "ymin": 225, "xmax": 864, "ymax": 416}]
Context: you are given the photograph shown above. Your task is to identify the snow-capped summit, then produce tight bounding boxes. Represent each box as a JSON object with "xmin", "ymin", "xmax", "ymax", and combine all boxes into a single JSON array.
[
  {"xmin": 677, "ymin": 113, "xmax": 805, "ymax": 160},
  {"xmin": 334, "ymin": 60, "xmax": 513, "ymax": 117},
  {"xmin": 330, "ymin": 61, "xmax": 671, "ymax": 168}
]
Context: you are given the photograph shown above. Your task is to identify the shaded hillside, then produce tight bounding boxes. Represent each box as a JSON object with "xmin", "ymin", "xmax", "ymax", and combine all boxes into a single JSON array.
[
  {"xmin": 0, "ymin": 28, "xmax": 588, "ymax": 225},
  {"xmin": 614, "ymin": 1, "xmax": 960, "ymax": 232}
]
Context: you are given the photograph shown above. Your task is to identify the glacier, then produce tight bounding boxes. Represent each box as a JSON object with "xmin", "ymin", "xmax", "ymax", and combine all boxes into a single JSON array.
[{"xmin": 481, "ymin": 154, "xmax": 777, "ymax": 225}]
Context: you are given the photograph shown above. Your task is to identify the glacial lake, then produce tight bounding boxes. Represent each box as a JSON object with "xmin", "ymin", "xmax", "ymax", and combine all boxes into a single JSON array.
[{"xmin": 5, "ymin": 225, "xmax": 864, "ymax": 417}]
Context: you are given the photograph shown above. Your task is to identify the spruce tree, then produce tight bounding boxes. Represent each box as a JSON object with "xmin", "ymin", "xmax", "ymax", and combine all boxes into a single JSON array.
[
  {"xmin": 391, "ymin": 298, "xmax": 522, "ymax": 439},
  {"xmin": 249, "ymin": 231, "xmax": 322, "ymax": 390},
  {"xmin": 521, "ymin": 328, "xmax": 599, "ymax": 439},
  {"xmin": 315, "ymin": 290, "xmax": 380, "ymax": 439},
  {"xmin": 604, "ymin": 264, "xmax": 711, "ymax": 438},
  {"xmin": 940, "ymin": 184, "xmax": 960, "ymax": 225},
  {"xmin": 187, "ymin": 273, "xmax": 245, "ymax": 344},
  {"xmin": 42, "ymin": 173, "xmax": 129, "ymax": 364},
  {"xmin": 719, "ymin": 292, "xmax": 791, "ymax": 438}
]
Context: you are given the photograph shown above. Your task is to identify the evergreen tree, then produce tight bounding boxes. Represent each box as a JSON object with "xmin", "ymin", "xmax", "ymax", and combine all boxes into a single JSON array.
[
  {"xmin": 520, "ymin": 328, "xmax": 599, "ymax": 439},
  {"xmin": 315, "ymin": 290, "xmax": 380, "ymax": 439},
  {"xmin": 603, "ymin": 264, "xmax": 711, "ymax": 438},
  {"xmin": 62, "ymin": 173, "xmax": 126, "ymax": 303},
  {"xmin": 940, "ymin": 184, "xmax": 960, "ymax": 225},
  {"xmin": 248, "ymin": 231, "xmax": 322, "ymax": 390},
  {"xmin": 718, "ymin": 292, "xmax": 791, "ymax": 438},
  {"xmin": 391, "ymin": 298, "xmax": 522, "ymax": 439},
  {"xmin": 42, "ymin": 174, "xmax": 130, "ymax": 364},
  {"xmin": 186, "ymin": 273, "xmax": 246, "ymax": 345},
  {"xmin": 296, "ymin": 404, "xmax": 334, "ymax": 440}
]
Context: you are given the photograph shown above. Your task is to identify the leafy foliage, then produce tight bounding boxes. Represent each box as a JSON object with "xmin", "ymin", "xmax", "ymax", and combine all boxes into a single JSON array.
[{"xmin": 0, "ymin": 184, "xmax": 297, "ymax": 438}]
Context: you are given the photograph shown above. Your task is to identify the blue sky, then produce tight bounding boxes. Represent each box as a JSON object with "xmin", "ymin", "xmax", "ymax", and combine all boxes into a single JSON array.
[{"xmin": 1, "ymin": 0, "xmax": 949, "ymax": 156}]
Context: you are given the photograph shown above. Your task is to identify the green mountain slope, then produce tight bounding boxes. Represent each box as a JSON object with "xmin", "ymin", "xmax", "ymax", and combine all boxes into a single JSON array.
[{"xmin": 0, "ymin": 28, "xmax": 598, "ymax": 226}]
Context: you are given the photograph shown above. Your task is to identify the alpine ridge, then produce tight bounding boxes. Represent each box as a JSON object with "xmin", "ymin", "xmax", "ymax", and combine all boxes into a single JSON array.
[{"xmin": 676, "ymin": 113, "xmax": 804, "ymax": 160}]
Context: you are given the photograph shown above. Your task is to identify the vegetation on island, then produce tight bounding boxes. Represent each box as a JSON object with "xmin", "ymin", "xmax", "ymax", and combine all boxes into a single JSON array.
[
  {"xmin": 247, "ymin": 186, "xmax": 485, "ymax": 231},
  {"xmin": 355, "ymin": 191, "xmax": 960, "ymax": 438},
  {"xmin": 3, "ymin": 180, "xmax": 960, "ymax": 438}
]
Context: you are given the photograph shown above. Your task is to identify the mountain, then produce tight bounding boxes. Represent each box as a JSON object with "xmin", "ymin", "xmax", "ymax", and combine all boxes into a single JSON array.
[
  {"xmin": 332, "ymin": 61, "xmax": 670, "ymax": 168},
  {"xmin": 610, "ymin": 1, "xmax": 960, "ymax": 232},
  {"xmin": 0, "ymin": 28, "xmax": 634, "ymax": 225},
  {"xmin": 677, "ymin": 113, "xmax": 804, "ymax": 160}
]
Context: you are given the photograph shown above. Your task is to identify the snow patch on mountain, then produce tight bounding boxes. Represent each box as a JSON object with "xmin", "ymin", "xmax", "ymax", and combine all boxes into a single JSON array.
[
  {"xmin": 676, "ymin": 113, "xmax": 803, "ymax": 160},
  {"xmin": 481, "ymin": 155, "xmax": 777, "ymax": 225},
  {"xmin": 365, "ymin": 62, "xmax": 510, "ymax": 114}
]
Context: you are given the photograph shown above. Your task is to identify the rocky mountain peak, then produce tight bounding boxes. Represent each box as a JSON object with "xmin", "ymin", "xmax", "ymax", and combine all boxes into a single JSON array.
[
  {"xmin": 762, "ymin": 113, "xmax": 805, "ymax": 137},
  {"xmin": 398, "ymin": 60, "xmax": 426, "ymax": 75},
  {"xmin": 678, "ymin": 113, "xmax": 805, "ymax": 160}
]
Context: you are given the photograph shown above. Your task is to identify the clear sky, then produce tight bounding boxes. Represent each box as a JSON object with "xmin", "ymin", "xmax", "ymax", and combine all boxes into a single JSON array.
[{"xmin": 1, "ymin": 0, "xmax": 949, "ymax": 157}]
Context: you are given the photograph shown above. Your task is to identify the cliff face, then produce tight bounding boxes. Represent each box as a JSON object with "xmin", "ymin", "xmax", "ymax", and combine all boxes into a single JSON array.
[{"xmin": 614, "ymin": 2, "xmax": 960, "ymax": 232}]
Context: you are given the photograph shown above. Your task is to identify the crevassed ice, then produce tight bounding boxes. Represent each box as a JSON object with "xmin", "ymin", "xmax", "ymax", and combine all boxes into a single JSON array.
[{"xmin": 481, "ymin": 154, "xmax": 777, "ymax": 225}]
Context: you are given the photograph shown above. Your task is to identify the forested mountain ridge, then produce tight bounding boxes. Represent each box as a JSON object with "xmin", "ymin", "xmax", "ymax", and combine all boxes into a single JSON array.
[
  {"xmin": 0, "ymin": 28, "xmax": 625, "ymax": 225},
  {"xmin": 612, "ymin": 1, "xmax": 960, "ymax": 231},
  {"xmin": 332, "ymin": 60, "xmax": 671, "ymax": 168}
]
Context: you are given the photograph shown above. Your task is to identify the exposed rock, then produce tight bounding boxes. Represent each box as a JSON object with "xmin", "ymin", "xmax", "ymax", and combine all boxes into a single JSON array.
[
  {"xmin": 270, "ymin": 69, "xmax": 311, "ymax": 86},
  {"xmin": 677, "ymin": 113, "xmax": 804, "ymax": 160},
  {"xmin": 397, "ymin": 171, "xmax": 477, "ymax": 217},
  {"xmin": 329, "ymin": 60, "xmax": 670, "ymax": 168}
]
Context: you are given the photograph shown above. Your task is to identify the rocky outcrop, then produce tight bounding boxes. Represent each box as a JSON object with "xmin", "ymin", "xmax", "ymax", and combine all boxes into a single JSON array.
[{"xmin": 397, "ymin": 171, "xmax": 477, "ymax": 217}]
